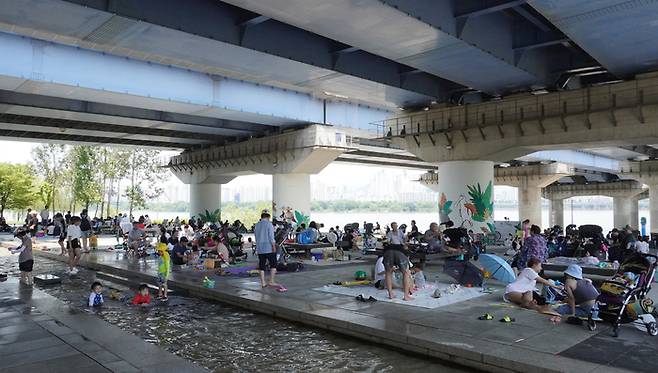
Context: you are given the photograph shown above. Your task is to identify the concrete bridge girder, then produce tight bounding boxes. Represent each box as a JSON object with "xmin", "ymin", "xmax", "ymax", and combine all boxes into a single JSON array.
[
  {"xmin": 171, "ymin": 125, "xmax": 352, "ymax": 219},
  {"xmin": 389, "ymin": 74, "xmax": 658, "ymax": 163}
]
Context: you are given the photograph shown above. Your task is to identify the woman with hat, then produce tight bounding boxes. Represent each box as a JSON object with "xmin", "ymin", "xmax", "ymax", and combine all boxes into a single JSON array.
[{"xmin": 555, "ymin": 264, "xmax": 600, "ymax": 317}]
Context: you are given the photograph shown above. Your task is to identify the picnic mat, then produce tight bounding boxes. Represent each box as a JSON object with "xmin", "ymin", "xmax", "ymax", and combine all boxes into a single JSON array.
[
  {"xmin": 301, "ymin": 259, "xmax": 366, "ymax": 267},
  {"xmin": 314, "ymin": 283, "xmax": 488, "ymax": 309}
]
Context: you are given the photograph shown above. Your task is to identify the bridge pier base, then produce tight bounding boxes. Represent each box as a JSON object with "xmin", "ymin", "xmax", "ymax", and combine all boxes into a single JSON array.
[
  {"xmin": 613, "ymin": 196, "xmax": 634, "ymax": 230},
  {"xmin": 190, "ymin": 183, "xmax": 222, "ymax": 219},
  {"xmin": 272, "ymin": 174, "xmax": 311, "ymax": 221}
]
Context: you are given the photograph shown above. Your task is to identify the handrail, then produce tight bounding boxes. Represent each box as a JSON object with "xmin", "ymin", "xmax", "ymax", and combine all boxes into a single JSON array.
[{"xmin": 372, "ymin": 77, "xmax": 658, "ymax": 139}]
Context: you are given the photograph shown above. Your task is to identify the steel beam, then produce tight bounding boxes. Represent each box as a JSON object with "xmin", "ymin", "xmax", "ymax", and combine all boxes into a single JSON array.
[{"xmin": 456, "ymin": 0, "xmax": 527, "ymax": 19}]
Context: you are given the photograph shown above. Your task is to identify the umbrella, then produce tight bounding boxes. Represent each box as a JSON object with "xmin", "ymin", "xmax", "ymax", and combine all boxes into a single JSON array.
[
  {"xmin": 479, "ymin": 254, "xmax": 516, "ymax": 284},
  {"xmin": 443, "ymin": 260, "xmax": 484, "ymax": 286}
]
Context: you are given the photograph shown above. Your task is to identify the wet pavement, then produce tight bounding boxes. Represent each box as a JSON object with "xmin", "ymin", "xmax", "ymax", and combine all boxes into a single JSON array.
[{"xmin": 2, "ymin": 234, "xmax": 656, "ymax": 372}]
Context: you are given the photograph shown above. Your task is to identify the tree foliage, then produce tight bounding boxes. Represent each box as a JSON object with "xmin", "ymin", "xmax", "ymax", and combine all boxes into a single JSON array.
[
  {"xmin": 71, "ymin": 146, "xmax": 101, "ymax": 209},
  {"xmin": 123, "ymin": 149, "xmax": 167, "ymax": 217},
  {"xmin": 0, "ymin": 163, "xmax": 37, "ymax": 217}
]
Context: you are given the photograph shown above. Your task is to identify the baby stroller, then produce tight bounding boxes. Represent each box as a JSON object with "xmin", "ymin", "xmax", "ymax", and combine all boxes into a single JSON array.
[
  {"xmin": 577, "ymin": 224, "xmax": 606, "ymax": 259},
  {"xmin": 587, "ymin": 252, "xmax": 658, "ymax": 337},
  {"xmin": 226, "ymin": 229, "xmax": 247, "ymax": 262},
  {"xmin": 274, "ymin": 219, "xmax": 293, "ymax": 263}
]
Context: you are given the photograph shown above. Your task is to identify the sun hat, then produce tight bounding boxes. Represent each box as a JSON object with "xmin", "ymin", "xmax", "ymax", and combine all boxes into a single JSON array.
[{"xmin": 564, "ymin": 264, "xmax": 583, "ymax": 280}]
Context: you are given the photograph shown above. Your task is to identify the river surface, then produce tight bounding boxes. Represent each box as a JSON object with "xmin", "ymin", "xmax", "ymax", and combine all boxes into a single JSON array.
[
  {"xmin": 0, "ymin": 255, "xmax": 468, "ymax": 373},
  {"xmin": 129, "ymin": 208, "xmax": 649, "ymax": 234}
]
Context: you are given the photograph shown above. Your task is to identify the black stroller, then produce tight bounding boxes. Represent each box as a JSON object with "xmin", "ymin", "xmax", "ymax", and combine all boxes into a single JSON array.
[
  {"xmin": 274, "ymin": 219, "xmax": 294, "ymax": 263},
  {"xmin": 226, "ymin": 228, "xmax": 248, "ymax": 262},
  {"xmin": 587, "ymin": 253, "xmax": 658, "ymax": 337},
  {"xmin": 575, "ymin": 224, "xmax": 606, "ymax": 259}
]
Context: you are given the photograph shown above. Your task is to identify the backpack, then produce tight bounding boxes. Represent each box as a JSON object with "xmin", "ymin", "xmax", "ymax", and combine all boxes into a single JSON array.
[{"xmin": 80, "ymin": 217, "xmax": 91, "ymax": 231}]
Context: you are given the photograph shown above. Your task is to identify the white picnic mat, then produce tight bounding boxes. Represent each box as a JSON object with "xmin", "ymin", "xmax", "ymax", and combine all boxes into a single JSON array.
[
  {"xmin": 314, "ymin": 283, "xmax": 489, "ymax": 309},
  {"xmin": 301, "ymin": 259, "xmax": 366, "ymax": 266}
]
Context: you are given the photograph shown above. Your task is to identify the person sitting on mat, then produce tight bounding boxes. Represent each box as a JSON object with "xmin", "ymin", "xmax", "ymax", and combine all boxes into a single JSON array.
[
  {"xmin": 555, "ymin": 264, "xmax": 600, "ymax": 318},
  {"xmin": 504, "ymin": 258, "xmax": 562, "ymax": 311}
]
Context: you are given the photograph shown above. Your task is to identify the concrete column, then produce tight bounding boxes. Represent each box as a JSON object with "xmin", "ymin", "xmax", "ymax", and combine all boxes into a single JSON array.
[
  {"xmin": 437, "ymin": 161, "xmax": 494, "ymax": 232},
  {"xmin": 518, "ymin": 177, "xmax": 543, "ymax": 228},
  {"xmin": 190, "ymin": 183, "xmax": 221, "ymax": 218},
  {"xmin": 630, "ymin": 198, "xmax": 639, "ymax": 230},
  {"xmin": 549, "ymin": 199, "xmax": 564, "ymax": 228},
  {"xmin": 613, "ymin": 196, "xmax": 633, "ymax": 229},
  {"xmin": 272, "ymin": 173, "xmax": 311, "ymax": 219},
  {"xmin": 650, "ymin": 185, "xmax": 658, "ymax": 234}
]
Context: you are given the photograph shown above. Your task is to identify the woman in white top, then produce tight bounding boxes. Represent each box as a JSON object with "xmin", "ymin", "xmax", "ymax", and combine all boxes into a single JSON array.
[{"xmin": 504, "ymin": 257, "xmax": 562, "ymax": 310}]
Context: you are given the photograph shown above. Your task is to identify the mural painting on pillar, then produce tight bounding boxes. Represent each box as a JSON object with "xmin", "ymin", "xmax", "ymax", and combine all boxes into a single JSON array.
[
  {"xmin": 439, "ymin": 181, "xmax": 495, "ymax": 233},
  {"xmin": 272, "ymin": 202, "xmax": 310, "ymax": 227},
  {"xmin": 198, "ymin": 209, "xmax": 221, "ymax": 224}
]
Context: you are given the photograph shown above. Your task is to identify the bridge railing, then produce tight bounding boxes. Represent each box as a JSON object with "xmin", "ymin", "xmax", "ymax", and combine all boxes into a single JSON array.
[{"xmin": 371, "ymin": 77, "xmax": 658, "ymax": 139}]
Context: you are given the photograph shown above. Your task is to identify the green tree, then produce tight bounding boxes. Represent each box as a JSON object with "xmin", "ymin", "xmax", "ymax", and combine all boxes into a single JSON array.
[
  {"xmin": 123, "ymin": 149, "xmax": 168, "ymax": 217},
  {"xmin": 0, "ymin": 163, "xmax": 37, "ymax": 217},
  {"xmin": 31, "ymin": 144, "xmax": 67, "ymax": 213},
  {"xmin": 71, "ymin": 146, "xmax": 101, "ymax": 210}
]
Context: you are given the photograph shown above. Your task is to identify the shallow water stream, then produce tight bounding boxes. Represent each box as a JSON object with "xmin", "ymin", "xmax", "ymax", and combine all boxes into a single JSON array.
[{"xmin": 0, "ymin": 256, "xmax": 468, "ymax": 373}]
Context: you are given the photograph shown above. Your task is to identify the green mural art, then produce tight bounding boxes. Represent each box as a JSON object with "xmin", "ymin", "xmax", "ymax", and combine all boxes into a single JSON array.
[
  {"xmin": 294, "ymin": 210, "xmax": 310, "ymax": 227},
  {"xmin": 466, "ymin": 181, "xmax": 494, "ymax": 222},
  {"xmin": 438, "ymin": 181, "xmax": 494, "ymax": 232},
  {"xmin": 199, "ymin": 208, "xmax": 221, "ymax": 224}
]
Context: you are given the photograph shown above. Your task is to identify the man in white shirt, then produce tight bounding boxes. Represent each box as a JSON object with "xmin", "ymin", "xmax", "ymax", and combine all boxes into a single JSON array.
[{"xmin": 39, "ymin": 206, "xmax": 49, "ymax": 226}]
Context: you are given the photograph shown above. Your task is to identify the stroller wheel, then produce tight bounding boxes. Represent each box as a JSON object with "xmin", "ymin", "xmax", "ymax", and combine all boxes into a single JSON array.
[
  {"xmin": 647, "ymin": 322, "xmax": 658, "ymax": 336},
  {"xmin": 612, "ymin": 325, "xmax": 619, "ymax": 338}
]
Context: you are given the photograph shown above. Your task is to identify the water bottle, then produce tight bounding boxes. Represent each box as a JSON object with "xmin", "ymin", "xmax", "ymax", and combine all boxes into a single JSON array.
[{"xmin": 612, "ymin": 260, "xmax": 619, "ymax": 270}]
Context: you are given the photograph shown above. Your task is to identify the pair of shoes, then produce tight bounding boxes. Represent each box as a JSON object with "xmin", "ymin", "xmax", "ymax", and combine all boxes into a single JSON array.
[
  {"xmin": 355, "ymin": 294, "xmax": 377, "ymax": 302},
  {"xmin": 499, "ymin": 315, "xmax": 515, "ymax": 323},
  {"xmin": 478, "ymin": 313, "xmax": 494, "ymax": 320}
]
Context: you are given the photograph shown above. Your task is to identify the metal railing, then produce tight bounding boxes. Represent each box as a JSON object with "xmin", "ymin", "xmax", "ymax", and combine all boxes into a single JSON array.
[{"xmin": 371, "ymin": 77, "xmax": 658, "ymax": 139}]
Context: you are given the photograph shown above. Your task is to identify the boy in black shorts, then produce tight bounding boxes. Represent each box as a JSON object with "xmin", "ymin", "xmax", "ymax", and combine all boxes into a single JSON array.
[{"xmin": 9, "ymin": 228, "xmax": 34, "ymax": 285}]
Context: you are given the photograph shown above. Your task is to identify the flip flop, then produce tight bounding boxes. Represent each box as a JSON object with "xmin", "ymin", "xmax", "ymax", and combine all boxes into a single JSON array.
[
  {"xmin": 367, "ymin": 296, "xmax": 377, "ymax": 302},
  {"xmin": 499, "ymin": 315, "xmax": 515, "ymax": 323},
  {"xmin": 478, "ymin": 313, "xmax": 494, "ymax": 320},
  {"xmin": 276, "ymin": 286, "xmax": 288, "ymax": 293}
]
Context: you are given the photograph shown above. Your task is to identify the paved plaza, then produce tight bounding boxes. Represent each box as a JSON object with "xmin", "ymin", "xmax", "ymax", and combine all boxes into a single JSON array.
[{"xmin": 2, "ymin": 235, "xmax": 657, "ymax": 373}]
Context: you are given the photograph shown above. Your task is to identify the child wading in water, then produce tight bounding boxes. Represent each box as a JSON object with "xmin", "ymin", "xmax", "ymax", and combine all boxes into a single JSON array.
[
  {"xmin": 88, "ymin": 281, "xmax": 104, "ymax": 307},
  {"xmin": 157, "ymin": 244, "xmax": 171, "ymax": 301},
  {"xmin": 8, "ymin": 228, "xmax": 34, "ymax": 285},
  {"xmin": 131, "ymin": 284, "xmax": 151, "ymax": 306}
]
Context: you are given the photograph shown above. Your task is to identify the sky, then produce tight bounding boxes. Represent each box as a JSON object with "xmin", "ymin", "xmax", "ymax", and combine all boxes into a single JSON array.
[{"xmin": 0, "ymin": 140, "xmax": 418, "ymax": 188}]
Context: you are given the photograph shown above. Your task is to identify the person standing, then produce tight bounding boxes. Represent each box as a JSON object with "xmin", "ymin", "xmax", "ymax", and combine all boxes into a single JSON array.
[
  {"xmin": 67, "ymin": 216, "xmax": 82, "ymax": 275},
  {"xmin": 383, "ymin": 222, "xmax": 413, "ymax": 301},
  {"xmin": 39, "ymin": 205, "xmax": 49, "ymax": 227},
  {"xmin": 64, "ymin": 210, "xmax": 71, "ymax": 225},
  {"xmin": 254, "ymin": 210, "xmax": 280, "ymax": 289},
  {"xmin": 8, "ymin": 228, "xmax": 34, "ymax": 285},
  {"xmin": 519, "ymin": 225, "xmax": 548, "ymax": 270},
  {"xmin": 79, "ymin": 209, "xmax": 92, "ymax": 253}
]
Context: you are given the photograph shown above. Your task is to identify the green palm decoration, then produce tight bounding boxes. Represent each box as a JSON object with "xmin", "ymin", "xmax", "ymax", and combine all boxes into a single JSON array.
[
  {"xmin": 293, "ymin": 210, "xmax": 310, "ymax": 227},
  {"xmin": 466, "ymin": 181, "xmax": 493, "ymax": 222},
  {"xmin": 199, "ymin": 208, "xmax": 221, "ymax": 224}
]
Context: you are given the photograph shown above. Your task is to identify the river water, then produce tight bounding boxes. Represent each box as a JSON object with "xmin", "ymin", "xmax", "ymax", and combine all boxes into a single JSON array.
[
  {"xmin": 0, "ymin": 255, "xmax": 468, "ymax": 373},
  {"xmin": 131, "ymin": 208, "xmax": 649, "ymax": 234}
]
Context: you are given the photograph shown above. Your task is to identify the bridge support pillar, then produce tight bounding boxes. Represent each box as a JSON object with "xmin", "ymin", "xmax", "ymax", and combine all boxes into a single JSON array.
[
  {"xmin": 518, "ymin": 180, "xmax": 543, "ymax": 228},
  {"xmin": 273, "ymin": 173, "xmax": 311, "ymax": 221},
  {"xmin": 437, "ymin": 161, "xmax": 494, "ymax": 232},
  {"xmin": 613, "ymin": 196, "xmax": 634, "ymax": 230},
  {"xmin": 549, "ymin": 199, "xmax": 564, "ymax": 228},
  {"xmin": 649, "ymin": 185, "xmax": 658, "ymax": 235},
  {"xmin": 190, "ymin": 183, "xmax": 222, "ymax": 219},
  {"xmin": 630, "ymin": 196, "xmax": 640, "ymax": 230}
]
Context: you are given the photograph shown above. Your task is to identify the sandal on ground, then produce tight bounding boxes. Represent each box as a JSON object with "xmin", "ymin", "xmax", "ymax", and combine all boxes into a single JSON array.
[
  {"xmin": 478, "ymin": 313, "xmax": 494, "ymax": 320},
  {"xmin": 499, "ymin": 315, "xmax": 515, "ymax": 323},
  {"xmin": 367, "ymin": 296, "xmax": 377, "ymax": 302},
  {"xmin": 355, "ymin": 294, "xmax": 366, "ymax": 302},
  {"xmin": 276, "ymin": 286, "xmax": 288, "ymax": 293}
]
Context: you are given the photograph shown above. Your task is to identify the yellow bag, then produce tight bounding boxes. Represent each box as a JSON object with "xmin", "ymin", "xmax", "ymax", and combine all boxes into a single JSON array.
[{"xmin": 89, "ymin": 234, "xmax": 98, "ymax": 249}]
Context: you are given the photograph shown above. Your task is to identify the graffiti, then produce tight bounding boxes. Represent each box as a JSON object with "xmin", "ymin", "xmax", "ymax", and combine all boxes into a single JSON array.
[
  {"xmin": 294, "ymin": 210, "xmax": 310, "ymax": 227},
  {"xmin": 438, "ymin": 181, "xmax": 494, "ymax": 229},
  {"xmin": 199, "ymin": 208, "xmax": 221, "ymax": 224},
  {"xmin": 438, "ymin": 193, "xmax": 453, "ymax": 223},
  {"xmin": 466, "ymin": 181, "xmax": 494, "ymax": 223}
]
